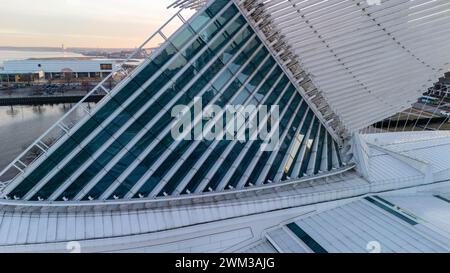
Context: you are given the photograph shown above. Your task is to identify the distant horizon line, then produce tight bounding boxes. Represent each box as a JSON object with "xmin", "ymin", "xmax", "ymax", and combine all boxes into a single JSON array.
[{"xmin": 0, "ymin": 46, "xmax": 138, "ymax": 51}]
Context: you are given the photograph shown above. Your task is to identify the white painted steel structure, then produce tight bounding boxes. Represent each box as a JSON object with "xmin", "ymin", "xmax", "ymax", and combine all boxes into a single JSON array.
[
  {"xmin": 237, "ymin": 0, "xmax": 450, "ymax": 133},
  {"xmin": 0, "ymin": 0, "xmax": 448, "ymax": 252},
  {"xmin": 177, "ymin": 0, "xmax": 450, "ymax": 133}
]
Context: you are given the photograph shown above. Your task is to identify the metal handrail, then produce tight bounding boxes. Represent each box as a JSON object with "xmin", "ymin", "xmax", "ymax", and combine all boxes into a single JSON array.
[
  {"xmin": 0, "ymin": 9, "xmax": 191, "ymax": 191},
  {"xmin": 0, "ymin": 164, "xmax": 445, "ymax": 213},
  {"xmin": 0, "ymin": 164, "xmax": 357, "ymax": 208}
]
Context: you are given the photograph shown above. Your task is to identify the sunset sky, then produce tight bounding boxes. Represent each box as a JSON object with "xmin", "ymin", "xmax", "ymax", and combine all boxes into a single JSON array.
[{"xmin": 0, "ymin": 0, "xmax": 186, "ymax": 48}]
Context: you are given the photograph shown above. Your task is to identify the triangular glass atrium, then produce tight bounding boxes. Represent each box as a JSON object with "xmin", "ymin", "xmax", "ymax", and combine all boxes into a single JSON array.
[{"xmin": 0, "ymin": 0, "xmax": 344, "ymax": 202}]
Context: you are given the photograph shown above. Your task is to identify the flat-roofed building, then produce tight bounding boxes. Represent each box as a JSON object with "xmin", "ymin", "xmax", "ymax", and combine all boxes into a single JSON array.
[{"xmin": 0, "ymin": 57, "xmax": 121, "ymax": 83}]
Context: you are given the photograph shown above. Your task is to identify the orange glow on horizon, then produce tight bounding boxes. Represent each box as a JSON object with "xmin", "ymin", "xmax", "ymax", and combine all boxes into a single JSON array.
[{"xmin": 0, "ymin": 0, "xmax": 188, "ymax": 49}]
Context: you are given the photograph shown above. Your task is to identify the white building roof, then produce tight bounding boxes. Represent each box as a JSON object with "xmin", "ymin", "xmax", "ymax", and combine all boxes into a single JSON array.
[
  {"xmin": 250, "ymin": 195, "xmax": 450, "ymax": 253},
  {"xmin": 362, "ymin": 131, "xmax": 450, "ymax": 183},
  {"xmin": 240, "ymin": 241, "xmax": 277, "ymax": 253},
  {"xmin": 0, "ymin": 131, "xmax": 449, "ymax": 252},
  {"xmin": 0, "ymin": 58, "xmax": 119, "ymax": 74}
]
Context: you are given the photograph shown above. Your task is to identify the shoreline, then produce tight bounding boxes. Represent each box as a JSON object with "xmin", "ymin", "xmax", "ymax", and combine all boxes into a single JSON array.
[{"xmin": 0, "ymin": 94, "xmax": 104, "ymax": 106}]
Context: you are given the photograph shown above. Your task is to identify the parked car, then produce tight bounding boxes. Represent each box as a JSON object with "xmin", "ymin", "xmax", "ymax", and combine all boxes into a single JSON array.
[{"xmin": 440, "ymin": 111, "xmax": 450, "ymax": 118}]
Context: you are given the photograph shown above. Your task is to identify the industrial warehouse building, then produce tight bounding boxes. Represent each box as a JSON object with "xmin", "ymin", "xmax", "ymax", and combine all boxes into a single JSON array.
[{"xmin": 0, "ymin": 57, "xmax": 119, "ymax": 83}]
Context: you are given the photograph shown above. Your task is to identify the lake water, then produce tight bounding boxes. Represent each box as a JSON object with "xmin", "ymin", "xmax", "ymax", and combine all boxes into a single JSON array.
[
  {"xmin": 0, "ymin": 49, "xmax": 83, "ymax": 67},
  {"xmin": 0, "ymin": 49, "xmax": 88, "ymax": 170},
  {"xmin": 0, "ymin": 103, "xmax": 94, "ymax": 171}
]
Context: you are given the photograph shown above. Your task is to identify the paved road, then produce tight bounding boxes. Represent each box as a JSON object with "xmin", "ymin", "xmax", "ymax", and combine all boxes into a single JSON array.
[
  {"xmin": 413, "ymin": 102, "xmax": 447, "ymax": 117},
  {"xmin": 0, "ymin": 86, "xmax": 92, "ymax": 97}
]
